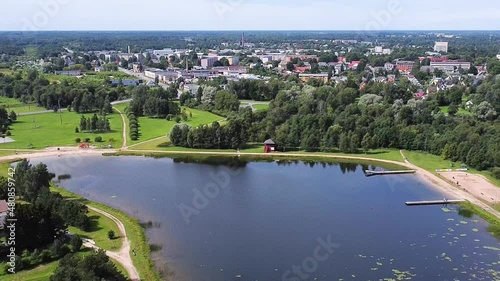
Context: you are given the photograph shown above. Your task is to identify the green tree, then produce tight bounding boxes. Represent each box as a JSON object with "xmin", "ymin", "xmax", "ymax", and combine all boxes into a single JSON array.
[{"xmin": 70, "ymin": 235, "xmax": 82, "ymax": 252}]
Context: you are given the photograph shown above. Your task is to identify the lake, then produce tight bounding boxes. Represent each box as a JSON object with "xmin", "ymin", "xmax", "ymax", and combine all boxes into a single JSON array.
[{"xmin": 37, "ymin": 155, "xmax": 500, "ymax": 281}]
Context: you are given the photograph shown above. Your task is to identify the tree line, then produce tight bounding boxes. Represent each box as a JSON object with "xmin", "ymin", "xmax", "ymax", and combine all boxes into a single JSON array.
[{"xmin": 0, "ymin": 160, "xmax": 92, "ymax": 274}]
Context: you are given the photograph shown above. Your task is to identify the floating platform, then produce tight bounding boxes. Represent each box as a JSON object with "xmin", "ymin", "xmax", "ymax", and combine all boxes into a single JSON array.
[
  {"xmin": 365, "ymin": 170, "xmax": 416, "ymax": 176},
  {"xmin": 405, "ymin": 199, "xmax": 465, "ymax": 206}
]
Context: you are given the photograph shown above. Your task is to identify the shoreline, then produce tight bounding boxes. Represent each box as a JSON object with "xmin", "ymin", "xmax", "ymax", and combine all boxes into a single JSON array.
[
  {"xmin": 1, "ymin": 147, "xmax": 499, "ymax": 280},
  {"xmin": 2, "ymin": 147, "xmax": 499, "ymax": 220}
]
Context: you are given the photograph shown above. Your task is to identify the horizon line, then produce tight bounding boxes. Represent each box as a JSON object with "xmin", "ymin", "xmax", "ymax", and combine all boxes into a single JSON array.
[{"xmin": 1, "ymin": 29, "xmax": 500, "ymax": 33}]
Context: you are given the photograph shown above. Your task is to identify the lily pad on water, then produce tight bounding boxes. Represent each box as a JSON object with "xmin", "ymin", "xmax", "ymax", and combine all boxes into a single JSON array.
[
  {"xmin": 483, "ymin": 246, "xmax": 500, "ymax": 251},
  {"xmin": 460, "ymin": 220, "xmax": 468, "ymax": 224},
  {"xmin": 442, "ymin": 207, "xmax": 451, "ymax": 213},
  {"xmin": 472, "ymin": 228, "xmax": 479, "ymax": 232}
]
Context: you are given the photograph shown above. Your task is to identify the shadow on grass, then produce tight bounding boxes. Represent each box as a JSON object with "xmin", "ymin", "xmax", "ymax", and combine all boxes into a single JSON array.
[{"xmin": 86, "ymin": 215, "xmax": 104, "ymax": 233}]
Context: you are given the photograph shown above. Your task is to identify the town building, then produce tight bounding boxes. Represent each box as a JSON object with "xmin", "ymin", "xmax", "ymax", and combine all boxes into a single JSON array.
[
  {"xmin": 384, "ymin": 63, "xmax": 395, "ymax": 71},
  {"xmin": 434, "ymin": 42, "xmax": 449, "ymax": 53},
  {"xmin": 430, "ymin": 61, "xmax": 471, "ymax": 73},
  {"xmin": 54, "ymin": 70, "xmax": 82, "ymax": 76},
  {"xmin": 201, "ymin": 57, "xmax": 218, "ymax": 68},
  {"xmin": 298, "ymin": 73, "xmax": 329, "ymax": 83}
]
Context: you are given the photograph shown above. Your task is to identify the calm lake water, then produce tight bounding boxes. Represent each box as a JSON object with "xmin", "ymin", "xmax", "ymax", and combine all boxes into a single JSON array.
[{"xmin": 37, "ymin": 155, "xmax": 500, "ymax": 281}]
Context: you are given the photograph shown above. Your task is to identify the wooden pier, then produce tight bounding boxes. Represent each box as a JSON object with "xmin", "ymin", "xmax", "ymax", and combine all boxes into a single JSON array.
[
  {"xmin": 405, "ymin": 199, "xmax": 465, "ymax": 206},
  {"xmin": 365, "ymin": 170, "xmax": 416, "ymax": 176}
]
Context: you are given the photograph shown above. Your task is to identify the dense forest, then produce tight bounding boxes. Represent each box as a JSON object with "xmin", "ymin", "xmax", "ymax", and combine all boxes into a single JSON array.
[
  {"xmin": 174, "ymin": 74, "xmax": 500, "ymax": 172},
  {"xmin": 0, "ymin": 160, "xmax": 98, "ymax": 274}
]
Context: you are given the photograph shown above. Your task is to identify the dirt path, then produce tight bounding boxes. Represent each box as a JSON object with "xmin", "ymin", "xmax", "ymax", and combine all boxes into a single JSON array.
[
  {"xmin": 85, "ymin": 205, "xmax": 140, "ymax": 280},
  {"xmin": 113, "ymin": 106, "xmax": 127, "ymax": 149}
]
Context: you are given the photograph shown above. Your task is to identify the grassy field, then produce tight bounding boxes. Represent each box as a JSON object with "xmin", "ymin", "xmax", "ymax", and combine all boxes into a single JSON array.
[
  {"xmin": 0, "ymin": 111, "xmax": 123, "ymax": 149},
  {"xmin": 67, "ymin": 209, "xmax": 122, "ymax": 251},
  {"xmin": 51, "ymin": 186, "xmax": 160, "ymax": 281},
  {"xmin": 0, "ymin": 69, "xmax": 14, "ymax": 75},
  {"xmin": 253, "ymin": 104, "xmax": 269, "ymax": 111},
  {"xmin": 403, "ymin": 150, "xmax": 500, "ymax": 187},
  {"xmin": 1, "ymin": 249, "xmax": 128, "ymax": 281},
  {"xmin": 116, "ymin": 102, "xmax": 224, "ymax": 146},
  {"xmin": 1, "ymin": 260, "xmax": 59, "ymax": 281},
  {"xmin": 439, "ymin": 106, "xmax": 472, "ymax": 116},
  {"xmin": 0, "ymin": 97, "xmax": 45, "ymax": 114}
]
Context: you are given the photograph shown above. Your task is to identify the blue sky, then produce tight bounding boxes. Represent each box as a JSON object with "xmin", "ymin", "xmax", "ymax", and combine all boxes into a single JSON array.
[{"xmin": 1, "ymin": 0, "xmax": 499, "ymax": 31}]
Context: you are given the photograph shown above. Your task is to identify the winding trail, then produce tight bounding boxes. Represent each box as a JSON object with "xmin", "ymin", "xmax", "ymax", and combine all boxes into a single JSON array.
[{"xmin": 84, "ymin": 206, "xmax": 140, "ymax": 281}]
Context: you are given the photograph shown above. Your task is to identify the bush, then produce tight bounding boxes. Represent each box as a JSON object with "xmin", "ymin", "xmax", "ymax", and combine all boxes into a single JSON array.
[
  {"xmin": 5, "ymin": 131, "xmax": 11, "ymax": 136},
  {"xmin": 174, "ymin": 116, "xmax": 181, "ymax": 123},
  {"xmin": 131, "ymin": 135, "xmax": 138, "ymax": 141},
  {"xmin": 108, "ymin": 230, "xmax": 115, "ymax": 240},
  {"xmin": 70, "ymin": 235, "xmax": 83, "ymax": 252},
  {"xmin": 84, "ymin": 138, "xmax": 91, "ymax": 143},
  {"xmin": 492, "ymin": 167, "xmax": 500, "ymax": 180},
  {"xmin": 75, "ymin": 127, "xmax": 79, "ymax": 133},
  {"xmin": 94, "ymin": 136, "xmax": 103, "ymax": 143},
  {"xmin": 75, "ymin": 137, "xmax": 81, "ymax": 143},
  {"xmin": 40, "ymin": 249, "xmax": 52, "ymax": 263},
  {"xmin": 166, "ymin": 114, "xmax": 173, "ymax": 121}
]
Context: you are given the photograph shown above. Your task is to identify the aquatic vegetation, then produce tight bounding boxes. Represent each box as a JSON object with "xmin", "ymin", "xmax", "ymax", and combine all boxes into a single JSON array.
[
  {"xmin": 472, "ymin": 228, "xmax": 479, "ymax": 232},
  {"xmin": 483, "ymin": 246, "xmax": 500, "ymax": 251},
  {"xmin": 391, "ymin": 269, "xmax": 416, "ymax": 280},
  {"xmin": 460, "ymin": 221, "xmax": 468, "ymax": 224},
  {"xmin": 442, "ymin": 207, "xmax": 451, "ymax": 213},
  {"xmin": 447, "ymin": 218, "xmax": 455, "ymax": 221}
]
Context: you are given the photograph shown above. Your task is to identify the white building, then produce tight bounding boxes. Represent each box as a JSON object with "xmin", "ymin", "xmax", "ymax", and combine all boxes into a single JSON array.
[
  {"xmin": 384, "ymin": 63, "xmax": 395, "ymax": 71},
  {"xmin": 144, "ymin": 68, "xmax": 163, "ymax": 79},
  {"xmin": 201, "ymin": 57, "xmax": 218, "ymax": 68},
  {"xmin": 430, "ymin": 61, "xmax": 471, "ymax": 73},
  {"xmin": 153, "ymin": 48, "xmax": 175, "ymax": 58},
  {"xmin": 434, "ymin": 42, "xmax": 449, "ymax": 53}
]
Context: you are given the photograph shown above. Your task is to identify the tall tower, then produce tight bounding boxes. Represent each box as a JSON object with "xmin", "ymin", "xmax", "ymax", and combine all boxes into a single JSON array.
[
  {"xmin": 241, "ymin": 32, "xmax": 245, "ymax": 48},
  {"xmin": 128, "ymin": 46, "xmax": 131, "ymax": 54}
]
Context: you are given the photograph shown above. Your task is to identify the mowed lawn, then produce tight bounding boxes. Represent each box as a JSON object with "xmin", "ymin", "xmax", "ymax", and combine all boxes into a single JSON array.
[
  {"xmin": 439, "ymin": 106, "xmax": 472, "ymax": 116},
  {"xmin": 403, "ymin": 150, "xmax": 500, "ymax": 187},
  {"xmin": 115, "ymin": 102, "xmax": 224, "ymax": 146},
  {"xmin": 0, "ymin": 96, "xmax": 46, "ymax": 113},
  {"xmin": 253, "ymin": 104, "xmax": 269, "ymax": 111},
  {"xmin": 1, "ymin": 111, "xmax": 123, "ymax": 149}
]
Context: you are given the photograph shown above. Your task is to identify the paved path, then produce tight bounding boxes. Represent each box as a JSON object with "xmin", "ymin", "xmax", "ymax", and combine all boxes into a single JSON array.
[{"xmin": 85, "ymin": 205, "xmax": 140, "ymax": 281}]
